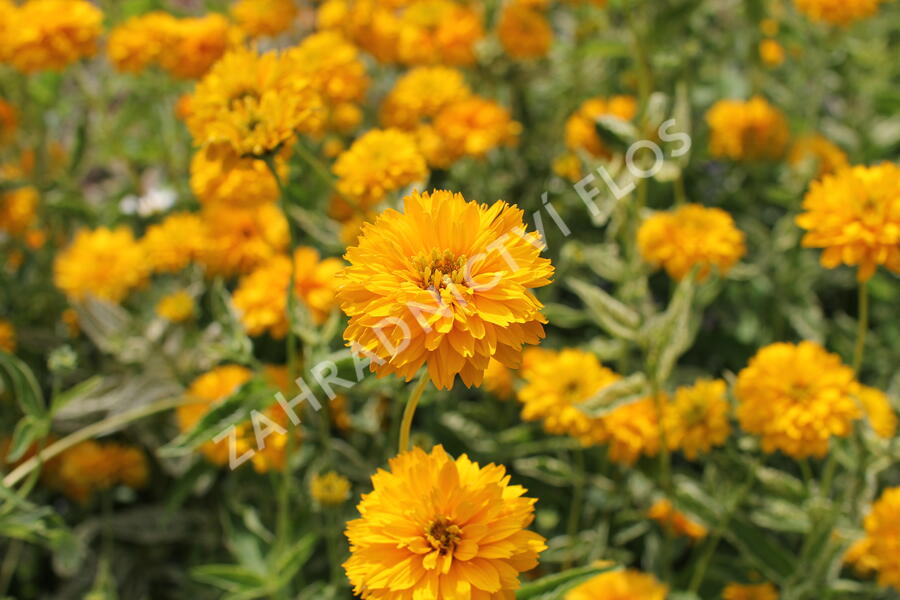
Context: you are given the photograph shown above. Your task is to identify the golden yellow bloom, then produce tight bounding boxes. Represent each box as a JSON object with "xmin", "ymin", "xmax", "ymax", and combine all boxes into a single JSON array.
[
  {"xmin": 395, "ymin": 0, "xmax": 485, "ymax": 66},
  {"xmin": 317, "ymin": 0, "xmax": 403, "ymax": 64},
  {"xmin": 498, "ymin": 1, "xmax": 553, "ymax": 59},
  {"xmin": 0, "ymin": 319, "xmax": 15, "ymax": 353},
  {"xmin": 429, "ymin": 97, "xmax": 521, "ymax": 167},
  {"xmin": 855, "ymin": 384, "xmax": 897, "ymax": 439},
  {"xmin": 54, "ymin": 227, "xmax": 148, "ymax": 303},
  {"xmin": 552, "ymin": 152, "xmax": 583, "ymax": 182},
  {"xmin": 287, "ymin": 31, "xmax": 370, "ymax": 105},
  {"xmin": 311, "ymin": 471, "xmax": 351, "ymax": 506},
  {"xmin": 565, "ymin": 95, "xmax": 637, "ymax": 158},
  {"xmin": 141, "ymin": 212, "xmax": 209, "ymax": 274},
  {"xmin": 565, "ymin": 569, "xmax": 668, "ymax": 600},
  {"xmin": 380, "ymin": 66, "xmax": 472, "ymax": 130},
  {"xmin": 333, "ymin": 128, "xmax": 428, "ymax": 208},
  {"xmin": 198, "ymin": 203, "xmax": 289, "ymax": 277},
  {"xmin": 337, "ymin": 189, "xmax": 553, "ymax": 390},
  {"xmin": 328, "ymin": 102, "xmax": 364, "ymax": 134},
  {"xmin": 158, "ymin": 14, "xmax": 233, "ymax": 80},
  {"xmin": 759, "ymin": 39, "xmax": 785, "ymax": 66},
  {"xmin": 706, "ymin": 96, "xmax": 789, "ymax": 161},
  {"xmin": 50, "ymin": 440, "xmax": 147, "ymax": 503},
  {"xmin": 794, "ymin": 0, "xmax": 884, "ymax": 25},
  {"xmin": 795, "ymin": 163, "xmax": 900, "ymax": 282},
  {"xmin": 233, "ymin": 247, "xmax": 344, "ymax": 337},
  {"xmin": 648, "ymin": 499, "xmax": 708, "ymax": 541},
  {"xmin": 106, "ymin": 12, "xmax": 176, "ymax": 73},
  {"xmin": 789, "ymin": 134, "xmax": 848, "ymax": 177},
  {"xmin": 232, "ymin": 0, "xmax": 298, "ymax": 38},
  {"xmin": 638, "ymin": 203, "xmax": 746, "ymax": 281},
  {"xmin": 517, "ymin": 348, "xmax": 619, "ymax": 444},
  {"xmin": 664, "ymin": 379, "xmax": 731, "ymax": 460},
  {"xmin": 156, "ymin": 290, "xmax": 195, "ymax": 323},
  {"xmin": 0, "ymin": 185, "xmax": 39, "ymax": 237},
  {"xmin": 845, "ymin": 537, "xmax": 879, "ymax": 576},
  {"xmin": 4, "ymin": 0, "xmax": 102, "ymax": 73},
  {"xmin": 0, "ymin": 0, "xmax": 15, "ymax": 62},
  {"xmin": 736, "ymin": 341, "xmax": 861, "ymax": 458},
  {"xmin": 602, "ymin": 396, "xmax": 664, "ymax": 466},
  {"xmin": 189, "ymin": 146, "xmax": 283, "ymax": 207},
  {"xmin": 0, "ymin": 99, "xmax": 16, "ymax": 143},
  {"xmin": 722, "ymin": 582, "xmax": 780, "ymax": 600},
  {"xmin": 187, "ymin": 46, "xmax": 324, "ymax": 158},
  {"xmin": 852, "ymin": 487, "xmax": 900, "ymax": 589},
  {"xmin": 483, "ymin": 358, "xmax": 515, "ymax": 400},
  {"xmin": 344, "ymin": 445, "xmax": 546, "ymax": 599}
]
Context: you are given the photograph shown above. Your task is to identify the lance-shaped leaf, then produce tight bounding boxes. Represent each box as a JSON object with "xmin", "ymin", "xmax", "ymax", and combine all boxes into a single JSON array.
[
  {"xmin": 516, "ymin": 563, "xmax": 617, "ymax": 599},
  {"xmin": 568, "ymin": 278, "xmax": 640, "ymax": 341},
  {"xmin": 0, "ymin": 351, "xmax": 45, "ymax": 419},
  {"xmin": 578, "ymin": 372, "xmax": 649, "ymax": 418},
  {"xmin": 641, "ymin": 272, "xmax": 698, "ymax": 383}
]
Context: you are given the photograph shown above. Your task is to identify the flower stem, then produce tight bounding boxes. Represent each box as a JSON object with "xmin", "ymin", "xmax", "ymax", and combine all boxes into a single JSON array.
[
  {"xmin": 398, "ymin": 374, "xmax": 430, "ymax": 454},
  {"xmin": 564, "ymin": 447, "xmax": 586, "ymax": 570},
  {"xmin": 852, "ymin": 282, "xmax": 869, "ymax": 374}
]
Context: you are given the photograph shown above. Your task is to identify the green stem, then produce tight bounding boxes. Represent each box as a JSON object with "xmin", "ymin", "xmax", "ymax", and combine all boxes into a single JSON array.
[
  {"xmin": 398, "ymin": 374, "xmax": 430, "ymax": 454},
  {"xmin": 564, "ymin": 448, "xmax": 586, "ymax": 570},
  {"xmin": 852, "ymin": 282, "xmax": 868, "ymax": 374}
]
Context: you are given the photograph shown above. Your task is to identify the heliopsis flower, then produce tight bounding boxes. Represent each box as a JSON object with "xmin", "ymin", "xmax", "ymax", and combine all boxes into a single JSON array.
[
  {"xmin": 189, "ymin": 146, "xmax": 283, "ymax": 207},
  {"xmin": 706, "ymin": 96, "xmax": 789, "ymax": 161},
  {"xmin": 0, "ymin": 184, "xmax": 39, "ymax": 237},
  {"xmin": 233, "ymin": 248, "xmax": 344, "ymax": 337},
  {"xmin": 156, "ymin": 290, "xmax": 195, "ymax": 323},
  {"xmin": 845, "ymin": 536, "xmax": 879, "ymax": 576},
  {"xmin": 855, "ymin": 384, "xmax": 897, "ymax": 439},
  {"xmin": 141, "ymin": 212, "xmax": 209, "ymax": 274},
  {"xmin": 736, "ymin": 341, "xmax": 861, "ymax": 458},
  {"xmin": 852, "ymin": 487, "xmax": 900, "ymax": 589},
  {"xmin": 50, "ymin": 440, "xmax": 147, "ymax": 503},
  {"xmin": 54, "ymin": 227, "xmax": 149, "ymax": 303},
  {"xmin": 0, "ymin": 99, "xmax": 16, "ymax": 143},
  {"xmin": 232, "ymin": 0, "xmax": 298, "ymax": 38},
  {"xmin": 343, "ymin": 445, "xmax": 546, "ymax": 599},
  {"xmin": 286, "ymin": 31, "xmax": 370, "ymax": 105},
  {"xmin": 379, "ymin": 66, "xmax": 471, "ymax": 130},
  {"xmin": 395, "ymin": 0, "xmax": 485, "ymax": 66},
  {"xmin": 552, "ymin": 152, "xmax": 583, "ymax": 182},
  {"xmin": 4, "ymin": 0, "xmax": 103, "ymax": 73},
  {"xmin": 337, "ymin": 189, "xmax": 554, "ymax": 390},
  {"xmin": 0, "ymin": 319, "xmax": 15, "ymax": 353},
  {"xmin": 317, "ymin": 0, "xmax": 403, "ymax": 64},
  {"xmin": 795, "ymin": 163, "xmax": 900, "ymax": 282},
  {"xmin": 794, "ymin": 0, "xmax": 884, "ymax": 25},
  {"xmin": 565, "ymin": 569, "xmax": 668, "ymax": 600},
  {"xmin": 333, "ymin": 128, "xmax": 428, "ymax": 208},
  {"xmin": 789, "ymin": 134, "xmax": 848, "ymax": 177},
  {"xmin": 158, "ymin": 14, "xmax": 234, "ymax": 80},
  {"xmin": 638, "ymin": 203, "xmax": 746, "ymax": 281},
  {"xmin": 602, "ymin": 396, "xmax": 665, "ymax": 466},
  {"xmin": 648, "ymin": 499, "xmax": 708, "ymax": 541},
  {"xmin": 187, "ymin": 46, "xmax": 324, "ymax": 158},
  {"xmin": 198, "ymin": 203, "xmax": 289, "ymax": 277},
  {"xmin": 311, "ymin": 471, "xmax": 351, "ymax": 506},
  {"xmin": 722, "ymin": 582, "xmax": 780, "ymax": 600},
  {"xmin": 0, "ymin": 1, "xmax": 15, "ymax": 62},
  {"xmin": 328, "ymin": 102, "xmax": 364, "ymax": 134},
  {"xmin": 517, "ymin": 348, "xmax": 619, "ymax": 445},
  {"xmin": 106, "ymin": 12, "xmax": 177, "ymax": 73},
  {"xmin": 483, "ymin": 358, "xmax": 515, "ymax": 400},
  {"xmin": 565, "ymin": 95, "xmax": 637, "ymax": 158},
  {"xmin": 664, "ymin": 379, "xmax": 732, "ymax": 459},
  {"xmin": 497, "ymin": 1, "xmax": 553, "ymax": 59},
  {"xmin": 429, "ymin": 97, "xmax": 521, "ymax": 167},
  {"xmin": 759, "ymin": 39, "xmax": 785, "ymax": 66}
]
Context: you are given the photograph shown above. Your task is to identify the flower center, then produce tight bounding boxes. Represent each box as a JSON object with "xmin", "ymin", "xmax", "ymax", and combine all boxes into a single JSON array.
[
  {"xmin": 425, "ymin": 517, "xmax": 462, "ymax": 555},
  {"xmin": 412, "ymin": 249, "xmax": 468, "ymax": 290}
]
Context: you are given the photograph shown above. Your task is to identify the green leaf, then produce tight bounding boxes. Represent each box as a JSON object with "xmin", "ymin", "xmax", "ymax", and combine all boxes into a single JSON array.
[
  {"xmin": 5, "ymin": 416, "xmax": 47, "ymax": 463},
  {"xmin": 516, "ymin": 564, "xmax": 617, "ymax": 599},
  {"xmin": 642, "ymin": 272, "xmax": 698, "ymax": 383},
  {"xmin": 50, "ymin": 375, "xmax": 104, "ymax": 417},
  {"xmin": 578, "ymin": 373, "xmax": 648, "ymax": 418},
  {"xmin": 0, "ymin": 352, "xmax": 46, "ymax": 419},
  {"xmin": 724, "ymin": 516, "xmax": 797, "ymax": 582},
  {"xmin": 568, "ymin": 278, "xmax": 640, "ymax": 341},
  {"xmin": 191, "ymin": 564, "xmax": 267, "ymax": 592}
]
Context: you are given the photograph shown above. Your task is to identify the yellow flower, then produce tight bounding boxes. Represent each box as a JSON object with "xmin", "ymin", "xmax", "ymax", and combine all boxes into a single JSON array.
[
  {"xmin": 4, "ymin": 0, "xmax": 102, "ymax": 73},
  {"xmin": 0, "ymin": 0, "xmax": 15, "ymax": 62},
  {"xmin": 855, "ymin": 384, "xmax": 898, "ymax": 439},
  {"xmin": 187, "ymin": 46, "xmax": 324, "ymax": 158},
  {"xmin": 706, "ymin": 96, "xmax": 789, "ymax": 161},
  {"xmin": 793, "ymin": 0, "xmax": 884, "ymax": 25},
  {"xmin": 789, "ymin": 134, "xmax": 848, "ymax": 177},
  {"xmin": 483, "ymin": 358, "xmax": 515, "ymax": 400},
  {"xmin": 854, "ymin": 486, "xmax": 900, "ymax": 589},
  {"xmin": 498, "ymin": 1, "xmax": 553, "ymax": 60},
  {"xmin": 233, "ymin": 247, "xmax": 344, "ymax": 337},
  {"xmin": 189, "ymin": 146, "xmax": 283, "ymax": 208},
  {"xmin": 664, "ymin": 379, "xmax": 731, "ymax": 460},
  {"xmin": 286, "ymin": 31, "xmax": 370, "ymax": 105},
  {"xmin": 198, "ymin": 203, "xmax": 289, "ymax": 277},
  {"xmin": 845, "ymin": 536, "xmax": 879, "ymax": 576},
  {"xmin": 0, "ymin": 98, "xmax": 16, "ymax": 143},
  {"xmin": 328, "ymin": 102, "xmax": 364, "ymax": 134},
  {"xmin": 106, "ymin": 11, "xmax": 177, "ymax": 73},
  {"xmin": 317, "ymin": 0, "xmax": 403, "ymax": 64},
  {"xmin": 311, "ymin": 471, "xmax": 351, "ymax": 506},
  {"xmin": 337, "ymin": 189, "xmax": 554, "ymax": 390},
  {"xmin": 552, "ymin": 152, "xmax": 583, "ymax": 182},
  {"xmin": 565, "ymin": 95, "xmax": 637, "ymax": 158},
  {"xmin": 333, "ymin": 128, "xmax": 428, "ymax": 208},
  {"xmin": 141, "ymin": 212, "xmax": 209, "ymax": 274},
  {"xmin": 158, "ymin": 14, "xmax": 234, "ymax": 80},
  {"xmin": 722, "ymin": 582, "xmax": 780, "ymax": 600},
  {"xmin": 50, "ymin": 440, "xmax": 147, "ymax": 503},
  {"xmin": 638, "ymin": 203, "xmax": 746, "ymax": 281},
  {"xmin": 343, "ymin": 445, "xmax": 546, "ymax": 599},
  {"xmin": 156, "ymin": 290, "xmax": 195, "ymax": 323},
  {"xmin": 395, "ymin": 0, "xmax": 485, "ymax": 66},
  {"xmin": 0, "ymin": 184, "xmax": 39, "ymax": 237},
  {"xmin": 232, "ymin": 0, "xmax": 298, "ymax": 38},
  {"xmin": 735, "ymin": 341, "xmax": 861, "ymax": 459},
  {"xmin": 758, "ymin": 39, "xmax": 785, "ymax": 67},
  {"xmin": 517, "ymin": 348, "xmax": 619, "ymax": 445},
  {"xmin": 0, "ymin": 319, "xmax": 15, "ymax": 353},
  {"xmin": 602, "ymin": 396, "xmax": 664, "ymax": 466},
  {"xmin": 429, "ymin": 97, "xmax": 521, "ymax": 167},
  {"xmin": 54, "ymin": 227, "xmax": 149, "ymax": 303},
  {"xmin": 795, "ymin": 163, "xmax": 900, "ymax": 282},
  {"xmin": 565, "ymin": 569, "xmax": 668, "ymax": 600},
  {"xmin": 648, "ymin": 499, "xmax": 708, "ymax": 541},
  {"xmin": 379, "ymin": 66, "xmax": 471, "ymax": 130}
]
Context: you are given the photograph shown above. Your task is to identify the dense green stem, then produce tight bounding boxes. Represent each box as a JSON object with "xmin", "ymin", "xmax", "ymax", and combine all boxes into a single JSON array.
[
  {"xmin": 852, "ymin": 282, "xmax": 869, "ymax": 374},
  {"xmin": 398, "ymin": 374, "xmax": 430, "ymax": 454}
]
